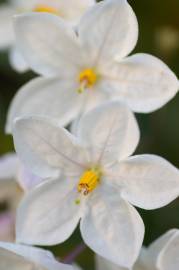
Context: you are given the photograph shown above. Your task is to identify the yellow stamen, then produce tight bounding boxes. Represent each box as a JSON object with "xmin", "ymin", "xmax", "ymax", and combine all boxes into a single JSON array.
[
  {"xmin": 77, "ymin": 168, "xmax": 101, "ymax": 196},
  {"xmin": 34, "ymin": 5, "xmax": 60, "ymax": 15},
  {"xmin": 77, "ymin": 68, "xmax": 98, "ymax": 93}
]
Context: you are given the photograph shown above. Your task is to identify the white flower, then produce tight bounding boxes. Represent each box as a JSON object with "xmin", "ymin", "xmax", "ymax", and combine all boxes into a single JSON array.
[
  {"xmin": 6, "ymin": 0, "xmax": 179, "ymax": 133},
  {"xmin": 12, "ymin": 101, "xmax": 179, "ymax": 268},
  {"xmin": 0, "ymin": 0, "xmax": 95, "ymax": 72},
  {"xmin": 0, "ymin": 153, "xmax": 22, "ymax": 242},
  {"xmin": 0, "ymin": 153, "xmax": 42, "ymax": 241},
  {"xmin": 96, "ymin": 229, "xmax": 179, "ymax": 270},
  {"xmin": 0, "ymin": 241, "xmax": 73, "ymax": 270}
]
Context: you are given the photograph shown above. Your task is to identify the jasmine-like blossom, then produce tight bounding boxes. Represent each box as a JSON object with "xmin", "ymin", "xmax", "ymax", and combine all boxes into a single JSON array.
[
  {"xmin": 6, "ymin": 0, "xmax": 179, "ymax": 132},
  {"xmin": 12, "ymin": 102, "xmax": 179, "ymax": 268},
  {"xmin": 0, "ymin": 241, "xmax": 74, "ymax": 270},
  {"xmin": 96, "ymin": 229, "xmax": 179, "ymax": 270},
  {"xmin": 0, "ymin": 0, "xmax": 95, "ymax": 72}
]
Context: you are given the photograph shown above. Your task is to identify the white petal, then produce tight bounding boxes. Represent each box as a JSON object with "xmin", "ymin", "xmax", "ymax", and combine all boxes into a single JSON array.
[
  {"xmin": 143, "ymin": 230, "xmax": 179, "ymax": 269},
  {"xmin": 77, "ymin": 101, "xmax": 139, "ymax": 166},
  {"xmin": 9, "ymin": 47, "xmax": 29, "ymax": 73},
  {"xmin": 0, "ymin": 4, "xmax": 15, "ymax": 49},
  {"xmin": 14, "ymin": 13, "xmax": 84, "ymax": 76},
  {"xmin": 13, "ymin": 116, "xmax": 88, "ymax": 178},
  {"xmin": 70, "ymin": 89, "xmax": 110, "ymax": 136},
  {"xmin": 103, "ymin": 53, "xmax": 179, "ymax": 112},
  {"xmin": 95, "ymin": 255, "xmax": 126, "ymax": 270},
  {"xmin": 0, "ymin": 242, "xmax": 73, "ymax": 270},
  {"xmin": 78, "ymin": 0, "xmax": 138, "ymax": 66},
  {"xmin": 17, "ymin": 165, "xmax": 43, "ymax": 191},
  {"xmin": 0, "ymin": 153, "xmax": 19, "ymax": 180},
  {"xmin": 51, "ymin": 0, "xmax": 95, "ymax": 22},
  {"xmin": 113, "ymin": 155, "xmax": 179, "ymax": 210},
  {"xmin": 16, "ymin": 177, "xmax": 81, "ymax": 245},
  {"xmin": 6, "ymin": 77, "xmax": 84, "ymax": 133},
  {"xmin": 80, "ymin": 186, "xmax": 144, "ymax": 268},
  {"xmin": 155, "ymin": 230, "xmax": 179, "ymax": 270},
  {"xmin": 133, "ymin": 248, "xmax": 148, "ymax": 270},
  {"xmin": 0, "ymin": 247, "xmax": 32, "ymax": 270}
]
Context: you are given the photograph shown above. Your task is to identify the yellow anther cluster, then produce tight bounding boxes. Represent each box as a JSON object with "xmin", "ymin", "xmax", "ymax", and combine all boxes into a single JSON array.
[
  {"xmin": 78, "ymin": 169, "xmax": 101, "ymax": 196},
  {"xmin": 34, "ymin": 5, "xmax": 60, "ymax": 15},
  {"xmin": 78, "ymin": 68, "xmax": 98, "ymax": 93},
  {"xmin": 79, "ymin": 69, "xmax": 97, "ymax": 87}
]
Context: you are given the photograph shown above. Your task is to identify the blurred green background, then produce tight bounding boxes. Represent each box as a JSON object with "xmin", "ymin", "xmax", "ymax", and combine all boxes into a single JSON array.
[{"xmin": 0, "ymin": 0, "xmax": 179, "ymax": 269}]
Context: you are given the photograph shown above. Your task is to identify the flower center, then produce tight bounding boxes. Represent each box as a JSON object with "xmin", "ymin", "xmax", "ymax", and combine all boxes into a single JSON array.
[
  {"xmin": 75, "ymin": 167, "xmax": 101, "ymax": 205},
  {"xmin": 77, "ymin": 68, "xmax": 98, "ymax": 93},
  {"xmin": 33, "ymin": 5, "xmax": 60, "ymax": 15}
]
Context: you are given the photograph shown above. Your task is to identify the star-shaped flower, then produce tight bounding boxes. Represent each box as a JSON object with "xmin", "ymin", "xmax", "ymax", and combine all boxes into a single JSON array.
[
  {"xmin": 0, "ymin": 0, "xmax": 95, "ymax": 72},
  {"xmin": 96, "ymin": 229, "xmax": 179, "ymax": 270},
  {"xmin": 0, "ymin": 242, "xmax": 73, "ymax": 270},
  {"xmin": 6, "ymin": 0, "xmax": 179, "ymax": 132},
  {"xmin": 13, "ymin": 102, "xmax": 179, "ymax": 268}
]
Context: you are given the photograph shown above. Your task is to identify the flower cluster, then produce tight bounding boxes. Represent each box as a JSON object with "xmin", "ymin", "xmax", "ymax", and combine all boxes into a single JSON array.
[{"xmin": 0, "ymin": 0, "xmax": 179, "ymax": 269}]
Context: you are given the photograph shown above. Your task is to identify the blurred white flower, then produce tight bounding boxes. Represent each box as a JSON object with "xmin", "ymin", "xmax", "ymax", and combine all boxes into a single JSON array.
[
  {"xmin": 0, "ymin": 0, "xmax": 95, "ymax": 72},
  {"xmin": 0, "ymin": 241, "xmax": 73, "ymax": 270},
  {"xmin": 0, "ymin": 213, "xmax": 15, "ymax": 242},
  {"xmin": 0, "ymin": 153, "xmax": 42, "ymax": 241},
  {"xmin": 0, "ymin": 153, "xmax": 22, "ymax": 242},
  {"xmin": 6, "ymin": 0, "xmax": 179, "ymax": 133},
  {"xmin": 155, "ymin": 26, "xmax": 179, "ymax": 56},
  {"xmin": 96, "ymin": 229, "xmax": 179, "ymax": 270},
  {"xmin": 12, "ymin": 102, "xmax": 179, "ymax": 268}
]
